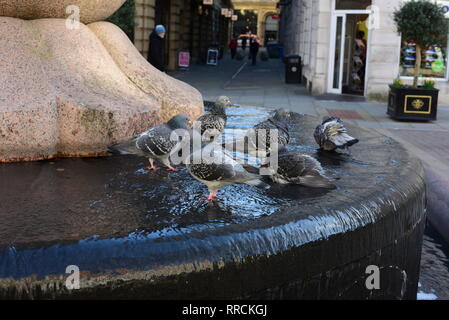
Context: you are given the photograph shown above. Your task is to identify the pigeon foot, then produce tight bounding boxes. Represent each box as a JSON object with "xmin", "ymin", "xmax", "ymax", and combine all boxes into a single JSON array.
[
  {"xmin": 145, "ymin": 166, "xmax": 160, "ymax": 171},
  {"xmin": 203, "ymin": 192, "xmax": 218, "ymax": 201}
]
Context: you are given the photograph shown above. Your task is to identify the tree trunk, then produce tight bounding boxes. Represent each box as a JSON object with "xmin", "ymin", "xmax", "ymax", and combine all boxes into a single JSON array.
[{"xmin": 413, "ymin": 44, "xmax": 421, "ymax": 88}]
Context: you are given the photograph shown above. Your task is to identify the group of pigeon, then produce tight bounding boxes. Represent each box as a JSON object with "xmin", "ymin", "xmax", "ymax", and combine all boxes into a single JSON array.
[{"xmin": 108, "ymin": 97, "xmax": 359, "ymax": 201}]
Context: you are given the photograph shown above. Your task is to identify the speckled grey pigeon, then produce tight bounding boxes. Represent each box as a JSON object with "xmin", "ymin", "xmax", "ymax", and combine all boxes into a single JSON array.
[
  {"xmin": 314, "ymin": 116, "xmax": 359, "ymax": 152},
  {"xmin": 108, "ymin": 114, "xmax": 191, "ymax": 171},
  {"xmin": 223, "ymin": 109, "xmax": 290, "ymax": 158},
  {"xmin": 196, "ymin": 96, "xmax": 230, "ymax": 142},
  {"xmin": 264, "ymin": 148, "xmax": 335, "ymax": 188},
  {"xmin": 186, "ymin": 143, "xmax": 269, "ymax": 201}
]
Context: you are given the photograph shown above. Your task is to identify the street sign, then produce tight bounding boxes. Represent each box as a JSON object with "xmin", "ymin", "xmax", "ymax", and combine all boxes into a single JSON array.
[
  {"xmin": 207, "ymin": 49, "xmax": 219, "ymax": 66},
  {"xmin": 178, "ymin": 51, "xmax": 190, "ymax": 68}
]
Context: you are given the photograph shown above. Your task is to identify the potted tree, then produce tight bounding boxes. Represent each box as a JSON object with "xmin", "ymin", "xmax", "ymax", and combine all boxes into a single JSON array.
[{"xmin": 388, "ymin": 0, "xmax": 448, "ymax": 121}]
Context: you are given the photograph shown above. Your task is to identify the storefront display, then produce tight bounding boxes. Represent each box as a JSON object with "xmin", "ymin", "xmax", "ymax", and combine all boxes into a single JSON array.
[{"xmin": 399, "ymin": 40, "xmax": 448, "ymax": 79}]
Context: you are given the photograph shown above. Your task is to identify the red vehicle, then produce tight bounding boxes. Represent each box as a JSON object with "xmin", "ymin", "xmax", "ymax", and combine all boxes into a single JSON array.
[{"xmin": 237, "ymin": 34, "xmax": 262, "ymax": 47}]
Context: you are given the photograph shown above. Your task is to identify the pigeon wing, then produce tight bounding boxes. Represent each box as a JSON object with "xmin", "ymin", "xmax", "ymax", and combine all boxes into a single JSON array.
[{"xmin": 136, "ymin": 124, "xmax": 178, "ymax": 157}]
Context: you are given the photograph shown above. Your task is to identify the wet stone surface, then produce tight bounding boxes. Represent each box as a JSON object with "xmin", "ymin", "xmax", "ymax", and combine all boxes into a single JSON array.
[
  {"xmin": 0, "ymin": 105, "xmax": 428, "ymax": 299},
  {"xmin": 419, "ymin": 224, "xmax": 449, "ymax": 300}
]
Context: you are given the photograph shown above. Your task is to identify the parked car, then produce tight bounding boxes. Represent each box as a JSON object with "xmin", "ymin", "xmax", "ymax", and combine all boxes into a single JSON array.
[{"xmin": 237, "ymin": 34, "xmax": 262, "ymax": 47}]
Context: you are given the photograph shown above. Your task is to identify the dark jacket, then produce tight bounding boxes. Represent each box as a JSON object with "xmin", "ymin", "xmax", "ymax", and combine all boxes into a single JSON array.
[
  {"xmin": 250, "ymin": 41, "xmax": 260, "ymax": 55},
  {"xmin": 148, "ymin": 31, "xmax": 165, "ymax": 72}
]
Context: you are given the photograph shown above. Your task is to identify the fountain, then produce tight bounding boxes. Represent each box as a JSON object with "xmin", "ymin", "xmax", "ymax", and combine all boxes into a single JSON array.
[
  {"xmin": 0, "ymin": 0, "xmax": 203, "ymax": 163},
  {"xmin": 0, "ymin": 103, "xmax": 426, "ymax": 299}
]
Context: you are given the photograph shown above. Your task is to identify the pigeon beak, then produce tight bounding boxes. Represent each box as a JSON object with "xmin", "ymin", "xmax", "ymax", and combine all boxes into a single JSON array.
[{"xmin": 187, "ymin": 118, "xmax": 193, "ymax": 128}]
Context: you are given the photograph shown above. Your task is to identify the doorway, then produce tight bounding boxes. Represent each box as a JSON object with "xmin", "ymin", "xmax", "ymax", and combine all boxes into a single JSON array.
[{"xmin": 328, "ymin": 13, "xmax": 370, "ymax": 96}]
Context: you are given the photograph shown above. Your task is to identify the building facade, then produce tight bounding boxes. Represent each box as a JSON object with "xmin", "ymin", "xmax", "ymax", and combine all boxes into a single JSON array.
[
  {"xmin": 133, "ymin": 0, "xmax": 234, "ymax": 70},
  {"xmin": 280, "ymin": 0, "xmax": 449, "ymax": 104},
  {"xmin": 232, "ymin": 0, "xmax": 280, "ymax": 45}
]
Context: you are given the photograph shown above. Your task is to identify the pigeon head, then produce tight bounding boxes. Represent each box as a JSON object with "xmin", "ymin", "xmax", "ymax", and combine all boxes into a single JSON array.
[
  {"xmin": 216, "ymin": 96, "xmax": 231, "ymax": 107},
  {"xmin": 167, "ymin": 114, "xmax": 192, "ymax": 129},
  {"xmin": 322, "ymin": 116, "xmax": 341, "ymax": 125},
  {"xmin": 270, "ymin": 109, "xmax": 290, "ymax": 132},
  {"xmin": 272, "ymin": 108, "xmax": 290, "ymax": 121}
]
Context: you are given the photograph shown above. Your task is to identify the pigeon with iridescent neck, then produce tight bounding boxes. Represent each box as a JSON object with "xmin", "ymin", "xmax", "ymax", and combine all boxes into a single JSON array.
[
  {"xmin": 108, "ymin": 114, "xmax": 191, "ymax": 171},
  {"xmin": 314, "ymin": 116, "xmax": 359, "ymax": 152},
  {"xmin": 222, "ymin": 109, "xmax": 290, "ymax": 158},
  {"xmin": 263, "ymin": 148, "xmax": 335, "ymax": 189},
  {"xmin": 185, "ymin": 143, "xmax": 269, "ymax": 201},
  {"xmin": 196, "ymin": 96, "xmax": 230, "ymax": 142}
]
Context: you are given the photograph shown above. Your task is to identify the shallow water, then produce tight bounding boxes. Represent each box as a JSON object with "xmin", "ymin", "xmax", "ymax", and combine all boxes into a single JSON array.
[
  {"xmin": 0, "ymin": 104, "xmax": 444, "ymax": 299},
  {"xmin": 419, "ymin": 223, "xmax": 449, "ymax": 300}
]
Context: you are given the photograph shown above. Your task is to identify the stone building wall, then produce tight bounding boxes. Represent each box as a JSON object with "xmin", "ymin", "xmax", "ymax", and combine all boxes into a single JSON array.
[
  {"xmin": 281, "ymin": 0, "xmax": 332, "ymax": 95},
  {"xmin": 134, "ymin": 0, "xmax": 156, "ymax": 60},
  {"xmin": 133, "ymin": 0, "xmax": 232, "ymax": 70},
  {"xmin": 279, "ymin": 0, "xmax": 410, "ymax": 100},
  {"xmin": 364, "ymin": 0, "xmax": 401, "ymax": 101}
]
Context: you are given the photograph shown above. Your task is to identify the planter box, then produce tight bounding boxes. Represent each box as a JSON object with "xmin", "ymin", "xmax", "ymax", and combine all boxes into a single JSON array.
[{"xmin": 388, "ymin": 85, "xmax": 439, "ymax": 121}]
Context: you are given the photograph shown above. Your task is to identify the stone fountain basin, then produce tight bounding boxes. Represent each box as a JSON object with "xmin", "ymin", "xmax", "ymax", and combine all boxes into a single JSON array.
[{"xmin": 0, "ymin": 106, "xmax": 426, "ymax": 299}]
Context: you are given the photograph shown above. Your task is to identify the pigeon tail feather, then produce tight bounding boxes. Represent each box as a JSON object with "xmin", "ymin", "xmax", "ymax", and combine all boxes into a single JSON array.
[
  {"xmin": 332, "ymin": 133, "xmax": 359, "ymax": 149},
  {"xmin": 107, "ymin": 138, "xmax": 139, "ymax": 156},
  {"xmin": 245, "ymin": 179, "xmax": 271, "ymax": 190},
  {"xmin": 300, "ymin": 175, "xmax": 335, "ymax": 189}
]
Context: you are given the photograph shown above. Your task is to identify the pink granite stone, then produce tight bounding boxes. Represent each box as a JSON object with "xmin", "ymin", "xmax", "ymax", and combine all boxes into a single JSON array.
[
  {"xmin": 0, "ymin": 0, "xmax": 126, "ymax": 24},
  {"xmin": 0, "ymin": 17, "xmax": 204, "ymax": 162}
]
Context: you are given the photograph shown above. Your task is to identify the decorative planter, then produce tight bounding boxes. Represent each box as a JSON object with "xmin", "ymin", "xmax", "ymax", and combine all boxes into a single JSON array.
[{"xmin": 388, "ymin": 85, "xmax": 439, "ymax": 121}]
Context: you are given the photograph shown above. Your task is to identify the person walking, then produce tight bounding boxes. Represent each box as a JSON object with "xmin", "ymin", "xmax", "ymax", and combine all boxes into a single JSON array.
[
  {"xmin": 229, "ymin": 36, "xmax": 238, "ymax": 59},
  {"xmin": 148, "ymin": 25, "xmax": 166, "ymax": 72},
  {"xmin": 250, "ymin": 38, "xmax": 260, "ymax": 66},
  {"xmin": 241, "ymin": 36, "xmax": 247, "ymax": 51}
]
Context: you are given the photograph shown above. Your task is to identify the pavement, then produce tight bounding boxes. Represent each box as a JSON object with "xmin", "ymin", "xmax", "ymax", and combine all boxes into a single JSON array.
[{"xmin": 170, "ymin": 52, "xmax": 449, "ymax": 244}]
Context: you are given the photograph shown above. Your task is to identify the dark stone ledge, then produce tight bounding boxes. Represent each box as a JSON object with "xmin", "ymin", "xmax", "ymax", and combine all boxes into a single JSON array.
[{"xmin": 0, "ymin": 109, "xmax": 426, "ymax": 299}]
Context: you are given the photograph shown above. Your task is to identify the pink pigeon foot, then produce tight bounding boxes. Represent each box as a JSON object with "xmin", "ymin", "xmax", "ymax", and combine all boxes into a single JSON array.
[
  {"xmin": 145, "ymin": 165, "xmax": 160, "ymax": 171},
  {"xmin": 203, "ymin": 192, "xmax": 218, "ymax": 201}
]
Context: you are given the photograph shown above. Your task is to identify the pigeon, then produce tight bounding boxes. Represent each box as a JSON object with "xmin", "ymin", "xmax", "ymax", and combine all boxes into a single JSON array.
[
  {"xmin": 195, "ymin": 96, "xmax": 229, "ymax": 142},
  {"xmin": 263, "ymin": 148, "xmax": 335, "ymax": 189},
  {"xmin": 223, "ymin": 109, "xmax": 290, "ymax": 158},
  {"xmin": 185, "ymin": 143, "xmax": 269, "ymax": 201},
  {"xmin": 314, "ymin": 116, "xmax": 359, "ymax": 152},
  {"xmin": 108, "ymin": 114, "xmax": 191, "ymax": 171},
  {"xmin": 216, "ymin": 95, "xmax": 232, "ymax": 107}
]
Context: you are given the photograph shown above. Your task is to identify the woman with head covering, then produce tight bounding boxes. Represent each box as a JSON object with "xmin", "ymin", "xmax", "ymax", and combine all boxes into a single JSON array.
[{"xmin": 148, "ymin": 25, "xmax": 166, "ymax": 72}]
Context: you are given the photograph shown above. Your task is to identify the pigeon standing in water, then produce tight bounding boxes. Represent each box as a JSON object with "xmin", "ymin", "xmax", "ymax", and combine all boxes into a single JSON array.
[
  {"xmin": 196, "ymin": 96, "xmax": 230, "ymax": 142},
  {"xmin": 223, "ymin": 109, "xmax": 290, "ymax": 158},
  {"xmin": 108, "ymin": 114, "xmax": 191, "ymax": 171},
  {"xmin": 314, "ymin": 116, "xmax": 359, "ymax": 152},
  {"xmin": 263, "ymin": 148, "xmax": 335, "ymax": 189},
  {"xmin": 185, "ymin": 143, "xmax": 269, "ymax": 201}
]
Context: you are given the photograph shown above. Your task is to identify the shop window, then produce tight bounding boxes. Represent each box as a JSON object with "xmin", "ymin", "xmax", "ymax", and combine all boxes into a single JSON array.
[
  {"xmin": 399, "ymin": 33, "xmax": 449, "ymax": 79},
  {"xmin": 335, "ymin": 0, "xmax": 372, "ymax": 10}
]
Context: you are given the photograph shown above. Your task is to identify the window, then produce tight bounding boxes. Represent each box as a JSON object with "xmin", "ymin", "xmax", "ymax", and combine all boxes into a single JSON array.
[
  {"xmin": 399, "ymin": 34, "xmax": 448, "ymax": 79},
  {"xmin": 335, "ymin": 0, "xmax": 372, "ymax": 10}
]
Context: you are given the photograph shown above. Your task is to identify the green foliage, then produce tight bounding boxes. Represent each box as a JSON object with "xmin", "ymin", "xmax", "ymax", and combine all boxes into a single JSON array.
[
  {"xmin": 392, "ymin": 77, "xmax": 404, "ymax": 88},
  {"xmin": 107, "ymin": 0, "xmax": 136, "ymax": 40},
  {"xmin": 422, "ymin": 78, "xmax": 436, "ymax": 88},
  {"xmin": 394, "ymin": 0, "xmax": 448, "ymax": 47},
  {"xmin": 394, "ymin": 0, "xmax": 448, "ymax": 87}
]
